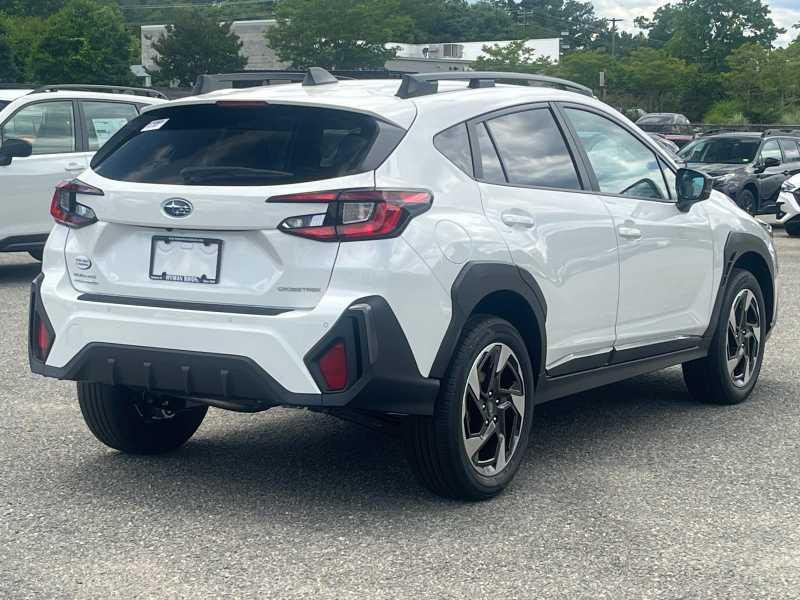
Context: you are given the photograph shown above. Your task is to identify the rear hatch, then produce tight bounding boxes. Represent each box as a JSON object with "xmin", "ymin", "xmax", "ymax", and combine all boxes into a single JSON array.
[{"xmin": 62, "ymin": 101, "xmax": 406, "ymax": 310}]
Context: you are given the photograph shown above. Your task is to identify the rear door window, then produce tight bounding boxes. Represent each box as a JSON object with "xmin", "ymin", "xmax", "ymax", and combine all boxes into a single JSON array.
[
  {"xmin": 92, "ymin": 104, "xmax": 405, "ymax": 186},
  {"xmin": 484, "ymin": 108, "xmax": 581, "ymax": 190},
  {"xmin": 80, "ymin": 101, "xmax": 139, "ymax": 151},
  {"xmin": 779, "ymin": 139, "xmax": 800, "ymax": 162}
]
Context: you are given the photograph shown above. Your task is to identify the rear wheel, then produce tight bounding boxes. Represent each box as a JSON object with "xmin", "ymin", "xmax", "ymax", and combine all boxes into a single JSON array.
[
  {"xmin": 404, "ymin": 316, "xmax": 534, "ymax": 500},
  {"xmin": 736, "ymin": 189, "xmax": 756, "ymax": 215},
  {"xmin": 683, "ymin": 269, "xmax": 766, "ymax": 405},
  {"xmin": 78, "ymin": 382, "xmax": 207, "ymax": 454},
  {"xmin": 785, "ymin": 220, "xmax": 800, "ymax": 237}
]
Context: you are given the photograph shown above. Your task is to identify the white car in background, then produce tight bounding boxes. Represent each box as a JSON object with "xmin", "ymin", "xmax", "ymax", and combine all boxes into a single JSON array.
[
  {"xmin": 777, "ymin": 174, "xmax": 800, "ymax": 236},
  {"xmin": 0, "ymin": 85, "xmax": 166, "ymax": 260}
]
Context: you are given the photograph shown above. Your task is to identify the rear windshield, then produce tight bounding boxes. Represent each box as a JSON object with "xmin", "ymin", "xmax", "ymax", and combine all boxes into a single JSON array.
[{"xmin": 91, "ymin": 103, "xmax": 405, "ymax": 186}]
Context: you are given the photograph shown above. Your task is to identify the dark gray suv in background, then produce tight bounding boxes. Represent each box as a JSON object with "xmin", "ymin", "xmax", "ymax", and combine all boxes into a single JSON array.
[{"xmin": 678, "ymin": 131, "xmax": 800, "ymax": 214}]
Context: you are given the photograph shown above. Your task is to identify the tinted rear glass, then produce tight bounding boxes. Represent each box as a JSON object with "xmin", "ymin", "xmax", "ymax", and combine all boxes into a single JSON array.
[
  {"xmin": 434, "ymin": 123, "xmax": 473, "ymax": 176},
  {"xmin": 92, "ymin": 104, "xmax": 405, "ymax": 186}
]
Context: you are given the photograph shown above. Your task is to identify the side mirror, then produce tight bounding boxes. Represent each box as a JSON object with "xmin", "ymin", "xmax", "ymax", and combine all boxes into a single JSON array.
[
  {"xmin": 676, "ymin": 167, "xmax": 712, "ymax": 212},
  {"xmin": 0, "ymin": 138, "xmax": 33, "ymax": 166},
  {"xmin": 763, "ymin": 156, "xmax": 781, "ymax": 169}
]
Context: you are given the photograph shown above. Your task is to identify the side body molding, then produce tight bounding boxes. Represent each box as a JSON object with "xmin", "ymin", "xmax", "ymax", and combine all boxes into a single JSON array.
[{"xmin": 429, "ymin": 262, "xmax": 548, "ymax": 381}]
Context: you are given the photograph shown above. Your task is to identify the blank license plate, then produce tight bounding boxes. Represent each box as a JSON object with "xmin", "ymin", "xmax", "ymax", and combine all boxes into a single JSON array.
[{"xmin": 149, "ymin": 236, "xmax": 222, "ymax": 284}]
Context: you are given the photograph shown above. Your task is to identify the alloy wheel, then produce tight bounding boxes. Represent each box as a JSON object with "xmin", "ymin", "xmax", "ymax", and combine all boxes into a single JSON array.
[
  {"xmin": 726, "ymin": 289, "xmax": 761, "ymax": 388},
  {"xmin": 461, "ymin": 343, "xmax": 526, "ymax": 476}
]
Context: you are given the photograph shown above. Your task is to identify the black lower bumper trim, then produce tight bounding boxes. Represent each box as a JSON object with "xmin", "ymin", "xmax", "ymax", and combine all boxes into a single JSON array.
[
  {"xmin": 29, "ymin": 278, "xmax": 440, "ymax": 415},
  {"xmin": 0, "ymin": 233, "xmax": 48, "ymax": 253}
]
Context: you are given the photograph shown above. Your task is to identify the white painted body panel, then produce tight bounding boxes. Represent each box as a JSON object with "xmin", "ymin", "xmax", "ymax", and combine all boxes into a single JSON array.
[{"xmin": 777, "ymin": 174, "xmax": 800, "ymax": 224}]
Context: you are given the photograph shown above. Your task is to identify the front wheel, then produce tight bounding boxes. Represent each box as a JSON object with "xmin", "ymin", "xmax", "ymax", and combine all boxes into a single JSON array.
[
  {"xmin": 78, "ymin": 382, "xmax": 207, "ymax": 454},
  {"xmin": 683, "ymin": 269, "xmax": 766, "ymax": 405},
  {"xmin": 785, "ymin": 220, "xmax": 800, "ymax": 237},
  {"xmin": 404, "ymin": 316, "xmax": 534, "ymax": 500},
  {"xmin": 736, "ymin": 189, "xmax": 757, "ymax": 215}
]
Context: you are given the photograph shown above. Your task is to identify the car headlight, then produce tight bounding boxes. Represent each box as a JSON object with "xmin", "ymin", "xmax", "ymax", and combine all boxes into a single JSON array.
[
  {"xmin": 713, "ymin": 173, "xmax": 736, "ymax": 187},
  {"xmin": 781, "ymin": 180, "xmax": 797, "ymax": 193}
]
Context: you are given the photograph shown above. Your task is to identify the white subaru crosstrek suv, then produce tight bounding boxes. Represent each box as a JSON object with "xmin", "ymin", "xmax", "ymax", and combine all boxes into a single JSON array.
[
  {"xmin": 777, "ymin": 174, "xmax": 800, "ymax": 236},
  {"xmin": 0, "ymin": 85, "xmax": 165, "ymax": 260},
  {"xmin": 29, "ymin": 70, "xmax": 778, "ymax": 500}
]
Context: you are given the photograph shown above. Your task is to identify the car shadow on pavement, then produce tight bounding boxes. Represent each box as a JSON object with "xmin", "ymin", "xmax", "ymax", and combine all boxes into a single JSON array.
[
  {"xmin": 60, "ymin": 367, "xmax": 776, "ymax": 519},
  {"xmin": 0, "ymin": 261, "xmax": 40, "ymax": 285}
]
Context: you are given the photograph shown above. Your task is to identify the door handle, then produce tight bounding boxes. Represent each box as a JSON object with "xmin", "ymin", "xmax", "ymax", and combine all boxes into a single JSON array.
[
  {"xmin": 501, "ymin": 212, "xmax": 535, "ymax": 228},
  {"xmin": 618, "ymin": 225, "xmax": 642, "ymax": 240},
  {"xmin": 65, "ymin": 162, "xmax": 84, "ymax": 172}
]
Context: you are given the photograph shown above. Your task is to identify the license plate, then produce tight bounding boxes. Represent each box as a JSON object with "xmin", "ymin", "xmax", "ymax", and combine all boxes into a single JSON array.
[{"xmin": 149, "ymin": 236, "xmax": 222, "ymax": 284}]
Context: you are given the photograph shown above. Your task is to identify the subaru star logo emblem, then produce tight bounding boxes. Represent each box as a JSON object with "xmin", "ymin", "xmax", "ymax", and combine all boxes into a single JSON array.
[{"xmin": 162, "ymin": 198, "xmax": 193, "ymax": 218}]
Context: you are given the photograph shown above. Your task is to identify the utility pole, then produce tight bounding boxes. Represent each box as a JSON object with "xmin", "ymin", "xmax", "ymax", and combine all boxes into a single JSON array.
[{"xmin": 608, "ymin": 18, "xmax": 624, "ymax": 58}]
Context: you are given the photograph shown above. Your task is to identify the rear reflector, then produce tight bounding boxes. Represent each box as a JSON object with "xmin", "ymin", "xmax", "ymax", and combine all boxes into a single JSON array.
[
  {"xmin": 31, "ymin": 309, "xmax": 54, "ymax": 362},
  {"xmin": 318, "ymin": 341, "xmax": 348, "ymax": 391},
  {"xmin": 270, "ymin": 189, "xmax": 432, "ymax": 242}
]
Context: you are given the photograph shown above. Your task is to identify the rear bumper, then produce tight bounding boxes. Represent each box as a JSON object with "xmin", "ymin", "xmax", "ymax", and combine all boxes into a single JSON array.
[{"xmin": 29, "ymin": 273, "xmax": 439, "ymax": 415}]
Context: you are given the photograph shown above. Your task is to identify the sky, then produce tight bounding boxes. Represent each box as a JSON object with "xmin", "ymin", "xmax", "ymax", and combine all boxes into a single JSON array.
[{"xmin": 591, "ymin": 0, "xmax": 799, "ymax": 47}]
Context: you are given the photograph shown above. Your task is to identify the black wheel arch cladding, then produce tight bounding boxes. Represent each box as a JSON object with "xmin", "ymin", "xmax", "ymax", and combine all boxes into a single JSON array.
[{"xmin": 429, "ymin": 262, "xmax": 548, "ymax": 382}]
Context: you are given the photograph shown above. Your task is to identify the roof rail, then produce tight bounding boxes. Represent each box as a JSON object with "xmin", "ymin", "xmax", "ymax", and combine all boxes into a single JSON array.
[
  {"xmin": 193, "ymin": 68, "xmax": 352, "ymax": 94},
  {"xmin": 29, "ymin": 84, "xmax": 168, "ymax": 100},
  {"xmin": 762, "ymin": 128, "xmax": 800, "ymax": 138},
  {"xmin": 395, "ymin": 71, "xmax": 594, "ymax": 100}
]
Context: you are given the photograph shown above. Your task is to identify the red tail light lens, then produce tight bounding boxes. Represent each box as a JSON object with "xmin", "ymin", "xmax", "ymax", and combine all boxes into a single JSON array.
[
  {"xmin": 269, "ymin": 189, "xmax": 432, "ymax": 242},
  {"xmin": 51, "ymin": 179, "xmax": 103, "ymax": 228},
  {"xmin": 31, "ymin": 309, "xmax": 54, "ymax": 362},
  {"xmin": 318, "ymin": 341, "xmax": 348, "ymax": 391}
]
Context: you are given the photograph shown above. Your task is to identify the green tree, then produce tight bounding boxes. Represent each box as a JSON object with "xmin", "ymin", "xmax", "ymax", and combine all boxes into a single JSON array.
[
  {"xmin": 512, "ymin": 0, "xmax": 604, "ymax": 51},
  {"xmin": 619, "ymin": 48, "xmax": 697, "ymax": 112},
  {"xmin": 150, "ymin": 8, "xmax": 247, "ymax": 87},
  {"xmin": 0, "ymin": 18, "xmax": 19, "ymax": 83},
  {"xmin": 636, "ymin": 0, "xmax": 783, "ymax": 72},
  {"xmin": 29, "ymin": 0, "xmax": 134, "ymax": 85},
  {"xmin": 0, "ymin": 0, "xmax": 66, "ymax": 18},
  {"xmin": 3, "ymin": 16, "xmax": 47, "ymax": 82},
  {"xmin": 267, "ymin": 0, "xmax": 413, "ymax": 70},
  {"xmin": 473, "ymin": 40, "xmax": 552, "ymax": 73}
]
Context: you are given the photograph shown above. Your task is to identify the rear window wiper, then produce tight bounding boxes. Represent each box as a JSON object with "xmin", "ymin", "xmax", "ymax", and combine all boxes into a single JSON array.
[{"xmin": 180, "ymin": 166, "xmax": 294, "ymax": 184}]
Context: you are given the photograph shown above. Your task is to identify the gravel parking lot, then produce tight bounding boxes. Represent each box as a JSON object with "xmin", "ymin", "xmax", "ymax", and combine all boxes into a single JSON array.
[{"xmin": 1, "ymin": 227, "xmax": 798, "ymax": 600}]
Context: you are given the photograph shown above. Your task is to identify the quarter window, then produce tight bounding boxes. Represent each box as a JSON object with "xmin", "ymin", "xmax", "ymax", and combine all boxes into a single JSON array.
[
  {"xmin": 434, "ymin": 123, "xmax": 473, "ymax": 176},
  {"xmin": 1, "ymin": 101, "xmax": 76, "ymax": 155},
  {"xmin": 475, "ymin": 122, "xmax": 505, "ymax": 183},
  {"xmin": 81, "ymin": 101, "xmax": 139, "ymax": 151},
  {"xmin": 565, "ymin": 107, "xmax": 669, "ymax": 200},
  {"xmin": 484, "ymin": 108, "xmax": 581, "ymax": 190}
]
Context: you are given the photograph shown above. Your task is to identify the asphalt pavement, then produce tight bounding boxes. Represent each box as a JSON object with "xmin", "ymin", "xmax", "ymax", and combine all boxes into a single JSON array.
[{"xmin": 1, "ymin": 228, "xmax": 799, "ymax": 599}]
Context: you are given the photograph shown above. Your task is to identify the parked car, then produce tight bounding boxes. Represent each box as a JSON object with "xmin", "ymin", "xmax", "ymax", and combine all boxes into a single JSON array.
[
  {"xmin": 29, "ymin": 69, "xmax": 778, "ymax": 500},
  {"xmin": 0, "ymin": 87, "xmax": 33, "ymax": 110},
  {"xmin": 636, "ymin": 112, "xmax": 694, "ymax": 147},
  {"xmin": 776, "ymin": 174, "xmax": 800, "ymax": 236},
  {"xmin": 0, "ymin": 85, "xmax": 166, "ymax": 260},
  {"xmin": 647, "ymin": 132, "xmax": 680, "ymax": 156},
  {"xmin": 677, "ymin": 131, "xmax": 800, "ymax": 215}
]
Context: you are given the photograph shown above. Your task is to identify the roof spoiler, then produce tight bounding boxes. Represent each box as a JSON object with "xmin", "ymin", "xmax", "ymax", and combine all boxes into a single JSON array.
[
  {"xmin": 193, "ymin": 67, "xmax": 347, "ymax": 95},
  {"xmin": 395, "ymin": 71, "xmax": 594, "ymax": 99}
]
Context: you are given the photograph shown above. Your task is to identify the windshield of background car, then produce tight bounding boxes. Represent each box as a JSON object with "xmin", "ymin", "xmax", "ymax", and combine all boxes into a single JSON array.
[
  {"xmin": 91, "ymin": 103, "xmax": 405, "ymax": 186},
  {"xmin": 678, "ymin": 138, "xmax": 760, "ymax": 164},
  {"xmin": 638, "ymin": 115, "xmax": 673, "ymax": 124}
]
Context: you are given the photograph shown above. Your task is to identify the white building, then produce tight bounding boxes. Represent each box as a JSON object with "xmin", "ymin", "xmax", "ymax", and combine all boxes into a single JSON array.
[{"xmin": 140, "ymin": 19, "xmax": 561, "ymax": 78}]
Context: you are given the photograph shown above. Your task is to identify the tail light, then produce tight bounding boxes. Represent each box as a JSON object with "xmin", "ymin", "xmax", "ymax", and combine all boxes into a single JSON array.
[
  {"xmin": 269, "ymin": 189, "xmax": 432, "ymax": 241},
  {"xmin": 30, "ymin": 305, "xmax": 54, "ymax": 362},
  {"xmin": 51, "ymin": 179, "xmax": 103, "ymax": 228}
]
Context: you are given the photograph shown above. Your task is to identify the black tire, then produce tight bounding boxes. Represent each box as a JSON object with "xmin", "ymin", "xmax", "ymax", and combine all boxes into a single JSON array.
[
  {"xmin": 682, "ymin": 269, "xmax": 766, "ymax": 405},
  {"xmin": 28, "ymin": 248, "xmax": 43, "ymax": 261},
  {"xmin": 78, "ymin": 382, "xmax": 207, "ymax": 454},
  {"xmin": 785, "ymin": 221, "xmax": 800, "ymax": 237},
  {"xmin": 736, "ymin": 189, "xmax": 757, "ymax": 215},
  {"xmin": 404, "ymin": 315, "xmax": 535, "ymax": 500}
]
